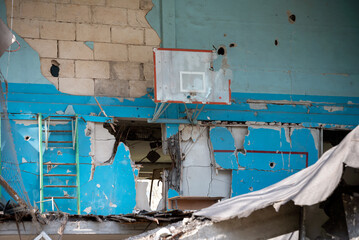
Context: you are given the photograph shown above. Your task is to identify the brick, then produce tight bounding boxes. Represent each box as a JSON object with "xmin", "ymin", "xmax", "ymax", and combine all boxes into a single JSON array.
[
  {"xmin": 20, "ymin": 2, "xmax": 55, "ymax": 20},
  {"xmin": 56, "ymin": 4, "xmax": 90, "ymax": 23},
  {"xmin": 111, "ymin": 62, "xmax": 141, "ymax": 80},
  {"xmin": 128, "ymin": 9, "xmax": 150, "ymax": 28},
  {"xmin": 11, "ymin": 18, "xmax": 39, "ymax": 38},
  {"xmin": 106, "ymin": 0, "xmax": 139, "ymax": 9},
  {"xmin": 59, "ymin": 78, "xmax": 94, "ymax": 95},
  {"xmin": 128, "ymin": 45, "xmax": 153, "ymax": 62},
  {"xmin": 72, "ymin": 0, "xmax": 105, "ymax": 5},
  {"xmin": 112, "ymin": 26, "xmax": 143, "ymax": 44},
  {"xmin": 145, "ymin": 28, "xmax": 160, "ymax": 46},
  {"xmin": 5, "ymin": 0, "xmax": 20, "ymax": 17},
  {"xmin": 75, "ymin": 61, "xmax": 110, "ymax": 78},
  {"xmin": 143, "ymin": 63, "xmax": 154, "ymax": 81},
  {"xmin": 145, "ymin": 79, "xmax": 153, "ymax": 88},
  {"xmin": 40, "ymin": 58, "xmax": 75, "ymax": 78},
  {"xmin": 59, "ymin": 41, "xmax": 93, "ymax": 60},
  {"xmin": 95, "ymin": 79, "xmax": 129, "ymax": 97},
  {"xmin": 25, "ymin": 38, "xmax": 57, "ymax": 58},
  {"xmin": 129, "ymin": 80, "xmax": 147, "ymax": 97},
  {"xmin": 40, "ymin": 21, "xmax": 75, "ymax": 40},
  {"xmin": 76, "ymin": 24, "xmax": 110, "ymax": 42},
  {"xmin": 94, "ymin": 43, "xmax": 127, "ymax": 61},
  {"xmin": 92, "ymin": 6, "xmax": 127, "ymax": 25},
  {"xmin": 140, "ymin": 0, "xmax": 153, "ymax": 10}
]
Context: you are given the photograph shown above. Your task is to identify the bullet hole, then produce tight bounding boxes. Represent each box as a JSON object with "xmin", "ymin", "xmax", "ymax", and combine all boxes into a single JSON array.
[
  {"xmin": 289, "ymin": 14, "xmax": 296, "ymax": 23},
  {"xmin": 223, "ymin": 34, "xmax": 227, "ymax": 37},
  {"xmin": 249, "ymin": 187, "xmax": 253, "ymax": 191},
  {"xmin": 229, "ymin": 43, "xmax": 237, "ymax": 48},
  {"xmin": 274, "ymin": 39, "xmax": 278, "ymax": 46},
  {"xmin": 50, "ymin": 60, "xmax": 60, "ymax": 77},
  {"xmin": 24, "ymin": 136, "xmax": 31, "ymax": 141},
  {"xmin": 269, "ymin": 162, "xmax": 276, "ymax": 168},
  {"xmin": 217, "ymin": 47, "xmax": 225, "ymax": 55}
]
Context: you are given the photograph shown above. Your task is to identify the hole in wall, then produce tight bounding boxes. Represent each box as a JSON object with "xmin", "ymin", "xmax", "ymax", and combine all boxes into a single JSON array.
[
  {"xmin": 24, "ymin": 136, "xmax": 31, "ymax": 141},
  {"xmin": 269, "ymin": 162, "xmax": 276, "ymax": 168},
  {"xmin": 323, "ymin": 129, "xmax": 350, "ymax": 153},
  {"xmin": 274, "ymin": 39, "xmax": 278, "ymax": 46},
  {"xmin": 50, "ymin": 60, "xmax": 60, "ymax": 77},
  {"xmin": 106, "ymin": 119, "xmax": 171, "ymax": 211},
  {"xmin": 229, "ymin": 43, "xmax": 237, "ymax": 48},
  {"xmin": 217, "ymin": 47, "xmax": 225, "ymax": 55},
  {"xmin": 288, "ymin": 14, "xmax": 296, "ymax": 23}
]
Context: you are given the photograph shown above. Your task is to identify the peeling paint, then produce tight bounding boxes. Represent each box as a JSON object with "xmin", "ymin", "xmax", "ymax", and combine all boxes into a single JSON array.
[
  {"xmin": 249, "ymin": 103, "xmax": 268, "ymax": 110},
  {"xmin": 310, "ymin": 129, "xmax": 320, "ymax": 151},
  {"xmin": 109, "ymin": 202, "xmax": 117, "ymax": 208},
  {"xmin": 324, "ymin": 106, "xmax": 344, "ymax": 112},
  {"xmin": 284, "ymin": 127, "xmax": 292, "ymax": 148},
  {"xmin": 83, "ymin": 206, "xmax": 92, "ymax": 214}
]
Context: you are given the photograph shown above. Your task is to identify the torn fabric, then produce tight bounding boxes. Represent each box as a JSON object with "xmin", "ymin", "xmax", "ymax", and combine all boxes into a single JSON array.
[{"xmin": 195, "ymin": 126, "xmax": 359, "ymax": 222}]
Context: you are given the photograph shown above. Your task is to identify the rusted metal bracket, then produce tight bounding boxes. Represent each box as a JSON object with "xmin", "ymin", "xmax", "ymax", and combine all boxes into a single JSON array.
[
  {"xmin": 0, "ymin": 175, "xmax": 28, "ymax": 209},
  {"xmin": 94, "ymin": 97, "xmax": 116, "ymax": 133}
]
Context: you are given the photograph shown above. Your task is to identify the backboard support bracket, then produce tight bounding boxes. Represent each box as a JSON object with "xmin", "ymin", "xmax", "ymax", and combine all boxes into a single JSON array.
[{"xmin": 148, "ymin": 102, "xmax": 205, "ymax": 124}]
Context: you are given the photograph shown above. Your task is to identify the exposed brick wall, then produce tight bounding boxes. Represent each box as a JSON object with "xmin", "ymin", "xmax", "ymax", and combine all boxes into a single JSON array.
[{"xmin": 5, "ymin": 0, "xmax": 159, "ymax": 97}]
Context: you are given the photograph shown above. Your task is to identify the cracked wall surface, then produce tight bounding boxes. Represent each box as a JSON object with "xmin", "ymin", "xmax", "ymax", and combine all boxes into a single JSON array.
[
  {"xmin": 3, "ymin": 0, "xmax": 159, "ymax": 97},
  {"xmin": 178, "ymin": 124, "xmax": 319, "ymax": 198}
]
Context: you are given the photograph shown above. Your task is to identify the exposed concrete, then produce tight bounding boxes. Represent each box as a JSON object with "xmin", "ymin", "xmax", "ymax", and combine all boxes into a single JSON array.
[{"xmin": 180, "ymin": 125, "xmax": 231, "ymax": 198}]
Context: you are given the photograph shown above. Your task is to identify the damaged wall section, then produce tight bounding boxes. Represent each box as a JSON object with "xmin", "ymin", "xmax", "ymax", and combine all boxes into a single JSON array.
[
  {"xmin": 172, "ymin": 124, "xmax": 319, "ymax": 199},
  {"xmin": 7, "ymin": 119, "xmax": 137, "ymax": 215}
]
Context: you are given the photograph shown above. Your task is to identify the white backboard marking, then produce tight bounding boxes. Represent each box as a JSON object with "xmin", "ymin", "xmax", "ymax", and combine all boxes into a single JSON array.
[{"xmin": 153, "ymin": 48, "xmax": 231, "ymax": 105}]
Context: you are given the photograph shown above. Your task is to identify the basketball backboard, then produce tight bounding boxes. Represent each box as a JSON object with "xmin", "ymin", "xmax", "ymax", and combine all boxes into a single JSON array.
[{"xmin": 153, "ymin": 48, "xmax": 231, "ymax": 105}]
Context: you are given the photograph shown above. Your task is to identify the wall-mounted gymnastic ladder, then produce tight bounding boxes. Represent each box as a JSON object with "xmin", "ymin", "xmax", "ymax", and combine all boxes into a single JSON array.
[{"xmin": 38, "ymin": 114, "xmax": 80, "ymax": 214}]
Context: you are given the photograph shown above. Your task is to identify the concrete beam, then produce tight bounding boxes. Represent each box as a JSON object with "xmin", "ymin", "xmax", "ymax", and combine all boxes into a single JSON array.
[{"xmin": 0, "ymin": 220, "xmax": 163, "ymax": 239}]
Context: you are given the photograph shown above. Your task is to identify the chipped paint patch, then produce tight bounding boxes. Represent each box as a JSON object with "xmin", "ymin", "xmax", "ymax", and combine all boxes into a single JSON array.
[
  {"xmin": 83, "ymin": 206, "xmax": 92, "ymax": 214},
  {"xmin": 324, "ymin": 106, "xmax": 344, "ymax": 112},
  {"xmin": 109, "ymin": 202, "xmax": 117, "ymax": 208},
  {"xmin": 310, "ymin": 129, "xmax": 320, "ymax": 151},
  {"xmin": 96, "ymin": 184, "xmax": 101, "ymax": 188},
  {"xmin": 249, "ymin": 103, "xmax": 268, "ymax": 110},
  {"xmin": 22, "ymin": 157, "xmax": 27, "ymax": 163}
]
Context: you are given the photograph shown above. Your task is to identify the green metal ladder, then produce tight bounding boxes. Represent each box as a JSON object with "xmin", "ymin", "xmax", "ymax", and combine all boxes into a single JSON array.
[{"xmin": 38, "ymin": 114, "xmax": 80, "ymax": 214}]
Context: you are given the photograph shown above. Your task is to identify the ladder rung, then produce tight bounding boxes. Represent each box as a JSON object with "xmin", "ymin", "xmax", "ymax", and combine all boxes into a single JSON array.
[
  {"xmin": 44, "ymin": 174, "xmax": 77, "ymax": 177},
  {"xmin": 42, "ymin": 141, "xmax": 73, "ymax": 143},
  {"xmin": 43, "ymin": 162, "xmax": 76, "ymax": 166},
  {"xmin": 44, "ymin": 185, "xmax": 77, "ymax": 188},
  {"xmin": 42, "ymin": 130, "xmax": 72, "ymax": 133},
  {"xmin": 47, "ymin": 147, "xmax": 74, "ymax": 149},
  {"xmin": 44, "ymin": 196, "xmax": 77, "ymax": 199}
]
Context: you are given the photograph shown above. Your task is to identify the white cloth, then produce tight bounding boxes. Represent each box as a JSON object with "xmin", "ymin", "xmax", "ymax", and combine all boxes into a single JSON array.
[{"xmin": 195, "ymin": 126, "xmax": 359, "ymax": 222}]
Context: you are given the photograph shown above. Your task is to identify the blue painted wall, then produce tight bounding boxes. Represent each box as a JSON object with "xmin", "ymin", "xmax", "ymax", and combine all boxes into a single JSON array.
[
  {"xmin": 10, "ymin": 120, "xmax": 136, "ymax": 214},
  {"xmin": 148, "ymin": 0, "xmax": 359, "ymax": 97},
  {"xmin": 209, "ymin": 126, "xmax": 318, "ymax": 196}
]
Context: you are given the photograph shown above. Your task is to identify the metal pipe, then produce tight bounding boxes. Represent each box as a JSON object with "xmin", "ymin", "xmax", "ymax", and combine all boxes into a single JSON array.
[
  {"xmin": 75, "ymin": 115, "xmax": 81, "ymax": 215},
  {"xmin": 38, "ymin": 113, "xmax": 44, "ymax": 213},
  {"xmin": 299, "ymin": 207, "xmax": 306, "ymax": 240}
]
